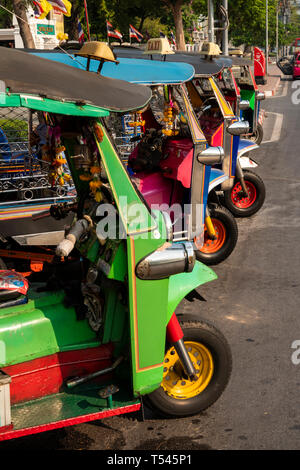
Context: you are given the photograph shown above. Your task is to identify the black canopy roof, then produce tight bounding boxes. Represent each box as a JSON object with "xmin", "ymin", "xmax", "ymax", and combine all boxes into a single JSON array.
[
  {"xmin": 0, "ymin": 47, "xmax": 151, "ymax": 112},
  {"xmin": 112, "ymin": 46, "xmax": 226, "ymax": 77},
  {"xmin": 222, "ymin": 55, "xmax": 253, "ymax": 67}
]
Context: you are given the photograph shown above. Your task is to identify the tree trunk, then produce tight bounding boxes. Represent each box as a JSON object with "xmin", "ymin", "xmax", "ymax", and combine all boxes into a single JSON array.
[
  {"xmin": 12, "ymin": 0, "xmax": 35, "ymax": 48},
  {"xmin": 172, "ymin": 1, "xmax": 185, "ymax": 51},
  {"xmin": 65, "ymin": 4, "xmax": 81, "ymax": 40}
]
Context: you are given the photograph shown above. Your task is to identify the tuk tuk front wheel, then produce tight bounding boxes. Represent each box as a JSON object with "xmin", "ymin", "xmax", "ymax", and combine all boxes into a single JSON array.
[
  {"xmin": 224, "ymin": 170, "xmax": 265, "ymax": 218},
  {"xmin": 195, "ymin": 205, "xmax": 238, "ymax": 266},
  {"xmin": 146, "ymin": 319, "xmax": 232, "ymax": 418}
]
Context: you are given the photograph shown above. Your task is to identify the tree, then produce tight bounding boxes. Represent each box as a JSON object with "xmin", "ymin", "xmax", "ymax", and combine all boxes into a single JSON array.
[
  {"xmin": 161, "ymin": 0, "xmax": 186, "ymax": 50},
  {"xmin": 12, "ymin": 0, "xmax": 35, "ymax": 48},
  {"xmin": 64, "ymin": 0, "xmax": 85, "ymax": 40},
  {"xmin": 0, "ymin": 0, "xmax": 14, "ymax": 28}
]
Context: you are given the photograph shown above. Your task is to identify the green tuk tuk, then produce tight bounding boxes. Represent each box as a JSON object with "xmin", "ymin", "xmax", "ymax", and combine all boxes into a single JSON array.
[{"xmin": 0, "ymin": 48, "xmax": 231, "ymax": 441}]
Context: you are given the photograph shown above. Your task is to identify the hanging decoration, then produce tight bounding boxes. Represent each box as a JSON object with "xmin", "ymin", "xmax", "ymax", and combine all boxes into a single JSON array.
[{"xmin": 162, "ymin": 86, "xmax": 179, "ymax": 137}]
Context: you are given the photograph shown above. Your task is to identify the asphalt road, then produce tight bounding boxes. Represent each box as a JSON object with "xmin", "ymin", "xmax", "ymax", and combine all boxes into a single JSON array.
[{"xmin": 1, "ymin": 77, "xmax": 300, "ymax": 451}]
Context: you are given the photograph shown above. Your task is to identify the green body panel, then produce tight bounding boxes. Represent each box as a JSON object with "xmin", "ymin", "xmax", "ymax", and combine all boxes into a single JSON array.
[
  {"xmin": 167, "ymin": 261, "xmax": 218, "ymax": 319},
  {"xmin": 127, "ymin": 232, "xmax": 169, "ymax": 396},
  {"xmin": 0, "ymin": 290, "xmax": 99, "ymax": 368},
  {"xmin": 240, "ymin": 89, "xmax": 256, "ymax": 111},
  {"xmin": 95, "ymin": 127, "xmax": 170, "ymax": 396},
  {"xmin": 0, "ymin": 92, "xmax": 109, "ymax": 117},
  {"xmin": 101, "ymin": 281, "xmax": 127, "ymax": 349},
  {"xmin": 107, "ymin": 242, "xmax": 127, "ymax": 282}
]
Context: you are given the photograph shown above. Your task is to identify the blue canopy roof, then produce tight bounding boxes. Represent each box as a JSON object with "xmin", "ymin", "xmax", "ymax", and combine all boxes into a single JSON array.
[{"xmin": 31, "ymin": 52, "xmax": 195, "ymax": 85}]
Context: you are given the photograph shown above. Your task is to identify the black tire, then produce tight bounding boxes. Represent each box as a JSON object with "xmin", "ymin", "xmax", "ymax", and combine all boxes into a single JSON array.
[
  {"xmin": 195, "ymin": 204, "xmax": 238, "ymax": 266},
  {"xmin": 146, "ymin": 319, "xmax": 232, "ymax": 418},
  {"xmin": 250, "ymin": 123, "xmax": 264, "ymax": 145},
  {"xmin": 223, "ymin": 170, "xmax": 266, "ymax": 218}
]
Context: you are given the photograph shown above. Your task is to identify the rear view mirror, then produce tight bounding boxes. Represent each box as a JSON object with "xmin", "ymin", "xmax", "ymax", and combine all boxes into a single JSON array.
[
  {"xmin": 197, "ymin": 146, "xmax": 224, "ymax": 165},
  {"xmin": 227, "ymin": 120, "xmax": 249, "ymax": 136},
  {"xmin": 256, "ymin": 92, "xmax": 265, "ymax": 101},
  {"xmin": 239, "ymin": 100, "xmax": 250, "ymax": 110}
]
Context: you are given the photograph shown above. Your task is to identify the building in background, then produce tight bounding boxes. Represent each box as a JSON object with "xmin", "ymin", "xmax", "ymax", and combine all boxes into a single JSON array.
[{"xmin": 0, "ymin": 5, "xmax": 64, "ymax": 49}]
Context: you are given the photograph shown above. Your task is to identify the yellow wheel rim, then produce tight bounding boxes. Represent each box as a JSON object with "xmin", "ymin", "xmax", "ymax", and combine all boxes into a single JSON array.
[{"xmin": 161, "ymin": 341, "xmax": 214, "ymax": 400}]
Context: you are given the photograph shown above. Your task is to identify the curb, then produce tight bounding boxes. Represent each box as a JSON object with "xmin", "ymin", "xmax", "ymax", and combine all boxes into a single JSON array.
[
  {"xmin": 261, "ymin": 76, "xmax": 282, "ymax": 98},
  {"xmin": 258, "ymin": 109, "xmax": 266, "ymax": 126}
]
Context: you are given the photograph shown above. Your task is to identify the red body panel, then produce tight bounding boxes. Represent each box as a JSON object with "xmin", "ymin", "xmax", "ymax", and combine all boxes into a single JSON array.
[
  {"xmin": 160, "ymin": 139, "xmax": 194, "ymax": 188},
  {"xmin": 3, "ymin": 344, "xmax": 114, "ymax": 404},
  {"xmin": 293, "ymin": 54, "xmax": 300, "ymax": 78},
  {"xmin": 133, "ymin": 171, "xmax": 174, "ymax": 206}
]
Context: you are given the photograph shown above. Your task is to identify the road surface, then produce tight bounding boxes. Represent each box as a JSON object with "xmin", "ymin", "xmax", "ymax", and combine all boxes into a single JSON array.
[{"xmin": 1, "ymin": 76, "xmax": 300, "ymax": 451}]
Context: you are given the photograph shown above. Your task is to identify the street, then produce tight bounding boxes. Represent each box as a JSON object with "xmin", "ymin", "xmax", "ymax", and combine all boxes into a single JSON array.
[{"xmin": 1, "ymin": 75, "xmax": 299, "ymax": 451}]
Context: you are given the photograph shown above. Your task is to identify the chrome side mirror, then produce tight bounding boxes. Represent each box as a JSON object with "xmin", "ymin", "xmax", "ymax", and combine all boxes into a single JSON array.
[
  {"xmin": 239, "ymin": 100, "xmax": 250, "ymax": 110},
  {"xmin": 197, "ymin": 146, "xmax": 224, "ymax": 165},
  {"xmin": 227, "ymin": 120, "xmax": 250, "ymax": 136},
  {"xmin": 136, "ymin": 242, "xmax": 195, "ymax": 280},
  {"xmin": 256, "ymin": 91, "xmax": 265, "ymax": 101}
]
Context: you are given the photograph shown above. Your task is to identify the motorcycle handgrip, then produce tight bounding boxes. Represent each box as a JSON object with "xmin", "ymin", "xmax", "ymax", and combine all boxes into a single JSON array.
[{"xmin": 56, "ymin": 218, "xmax": 90, "ymax": 257}]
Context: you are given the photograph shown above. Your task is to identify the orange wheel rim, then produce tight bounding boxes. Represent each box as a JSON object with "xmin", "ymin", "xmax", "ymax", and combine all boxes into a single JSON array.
[{"xmin": 200, "ymin": 219, "xmax": 226, "ymax": 254}]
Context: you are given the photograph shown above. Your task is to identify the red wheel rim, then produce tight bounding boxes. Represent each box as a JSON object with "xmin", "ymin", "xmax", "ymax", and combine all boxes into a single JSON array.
[
  {"xmin": 231, "ymin": 181, "xmax": 257, "ymax": 209},
  {"xmin": 199, "ymin": 219, "xmax": 227, "ymax": 254}
]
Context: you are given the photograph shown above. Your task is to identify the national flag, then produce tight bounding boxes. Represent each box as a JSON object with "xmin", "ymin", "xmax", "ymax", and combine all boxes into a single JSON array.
[
  {"xmin": 33, "ymin": 0, "xmax": 52, "ymax": 19},
  {"xmin": 114, "ymin": 29, "xmax": 123, "ymax": 41},
  {"xmin": 106, "ymin": 21, "xmax": 122, "ymax": 40},
  {"xmin": 33, "ymin": 1, "xmax": 43, "ymax": 17},
  {"xmin": 129, "ymin": 24, "xmax": 143, "ymax": 42},
  {"xmin": 170, "ymin": 30, "xmax": 176, "ymax": 47},
  {"xmin": 77, "ymin": 19, "xmax": 84, "ymax": 43},
  {"xmin": 47, "ymin": 0, "xmax": 72, "ymax": 17}
]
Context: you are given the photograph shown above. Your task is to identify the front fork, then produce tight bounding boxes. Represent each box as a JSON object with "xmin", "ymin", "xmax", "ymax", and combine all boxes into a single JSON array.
[
  {"xmin": 167, "ymin": 313, "xmax": 197, "ymax": 380},
  {"xmin": 235, "ymin": 159, "xmax": 249, "ymax": 198},
  {"xmin": 205, "ymin": 207, "xmax": 217, "ymax": 240}
]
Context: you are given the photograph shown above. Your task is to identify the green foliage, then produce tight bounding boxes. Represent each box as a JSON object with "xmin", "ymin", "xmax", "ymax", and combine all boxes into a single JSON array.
[
  {"xmin": 0, "ymin": 0, "xmax": 13, "ymax": 28},
  {"xmin": 228, "ymin": 0, "xmax": 300, "ymax": 48}
]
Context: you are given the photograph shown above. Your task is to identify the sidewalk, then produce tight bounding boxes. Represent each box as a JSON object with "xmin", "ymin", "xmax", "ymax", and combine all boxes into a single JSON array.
[{"xmin": 257, "ymin": 63, "xmax": 283, "ymax": 98}]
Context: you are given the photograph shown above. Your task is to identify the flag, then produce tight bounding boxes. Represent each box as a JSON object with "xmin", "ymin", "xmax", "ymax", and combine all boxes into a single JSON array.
[
  {"xmin": 33, "ymin": 1, "xmax": 43, "ymax": 17},
  {"xmin": 77, "ymin": 19, "xmax": 84, "ymax": 43},
  {"xmin": 159, "ymin": 31, "xmax": 166, "ymax": 38},
  {"xmin": 114, "ymin": 29, "xmax": 123, "ymax": 41},
  {"xmin": 129, "ymin": 24, "xmax": 143, "ymax": 42},
  {"xmin": 106, "ymin": 21, "xmax": 122, "ymax": 40},
  {"xmin": 33, "ymin": 0, "xmax": 52, "ymax": 19},
  {"xmin": 47, "ymin": 0, "xmax": 72, "ymax": 17},
  {"xmin": 170, "ymin": 30, "xmax": 176, "ymax": 47}
]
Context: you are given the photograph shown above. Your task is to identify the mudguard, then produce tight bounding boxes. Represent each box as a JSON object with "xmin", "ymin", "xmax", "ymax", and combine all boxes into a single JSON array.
[
  {"xmin": 167, "ymin": 260, "xmax": 217, "ymax": 319},
  {"xmin": 209, "ymin": 168, "xmax": 228, "ymax": 193},
  {"xmin": 238, "ymin": 139, "xmax": 259, "ymax": 158}
]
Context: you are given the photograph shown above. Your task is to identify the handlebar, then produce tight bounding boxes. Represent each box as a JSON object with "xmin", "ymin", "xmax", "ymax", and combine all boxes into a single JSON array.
[
  {"xmin": 32, "ymin": 202, "xmax": 78, "ymax": 222},
  {"xmin": 56, "ymin": 218, "xmax": 91, "ymax": 257}
]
